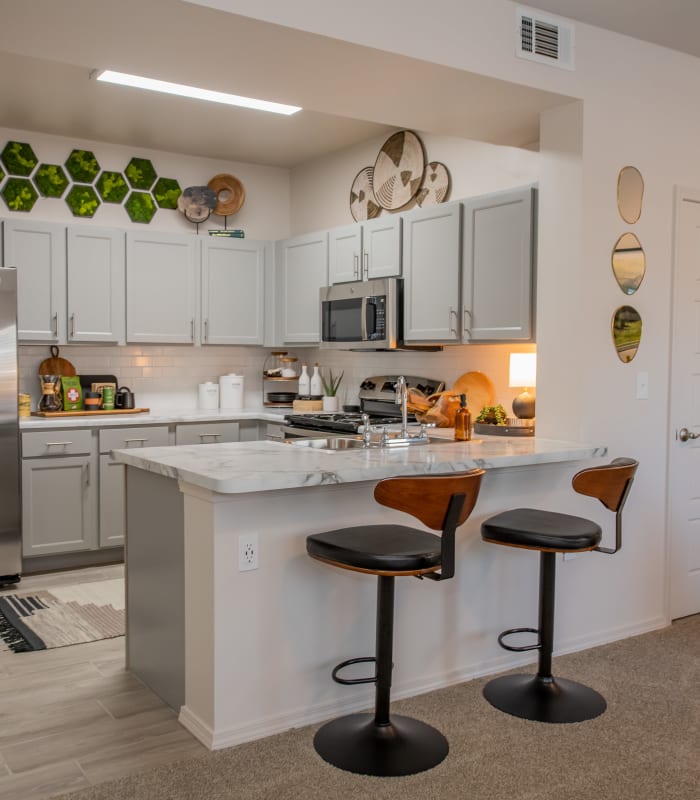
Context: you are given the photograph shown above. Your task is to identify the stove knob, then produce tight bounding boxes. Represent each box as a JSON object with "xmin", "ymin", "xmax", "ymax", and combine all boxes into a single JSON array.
[{"xmin": 360, "ymin": 380, "xmax": 375, "ymax": 390}]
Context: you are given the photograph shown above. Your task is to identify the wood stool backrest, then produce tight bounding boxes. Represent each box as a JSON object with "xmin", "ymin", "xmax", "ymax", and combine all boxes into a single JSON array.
[{"xmin": 572, "ymin": 457, "xmax": 638, "ymax": 512}]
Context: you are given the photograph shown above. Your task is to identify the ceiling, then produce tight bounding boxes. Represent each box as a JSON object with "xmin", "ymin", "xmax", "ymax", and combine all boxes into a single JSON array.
[{"xmin": 0, "ymin": 1, "xmax": 697, "ymax": 169}]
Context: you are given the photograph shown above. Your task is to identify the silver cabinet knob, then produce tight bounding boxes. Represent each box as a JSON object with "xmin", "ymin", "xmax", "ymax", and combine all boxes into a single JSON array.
[{"xmin": 678, "ymin": 427, "xmax": 699, "ymax": 442}]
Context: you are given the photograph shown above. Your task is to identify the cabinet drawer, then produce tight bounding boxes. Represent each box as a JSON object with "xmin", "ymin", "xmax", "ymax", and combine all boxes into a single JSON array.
[
  {"xmin": 175, "ymin": 421, "xmax": 240, "ymax": 445},
  {"xmin": 100, "ymin": 426, "xmax": 170, "ymax": 453},
  {"xmin": 22, "ymin": 428, "xmax": 93, "ymax": 458}
]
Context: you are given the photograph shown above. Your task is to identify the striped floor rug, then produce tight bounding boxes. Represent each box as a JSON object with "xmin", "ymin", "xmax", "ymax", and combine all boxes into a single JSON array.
[{"xmin": 0, "ymin": 578, "xmax": 124, "ymax": 653}]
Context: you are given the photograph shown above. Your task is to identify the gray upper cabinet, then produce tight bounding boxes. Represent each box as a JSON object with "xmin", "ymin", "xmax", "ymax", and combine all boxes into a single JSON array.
[
  {"xmin": 329, "ymin": 216, "xmax": 401, "ymax": 284},
  {"xmin": 276, "ymin": 230, "xmax": 328, "ymax": 343},
  {"xmin": 402, "ymin": 202, "xmax": 461, "ymax": 343},
  {"xmin": 3, "ymin": 220, "xmax": 66, "ymax": 343},
  {"xmin": 67, "ymin": 226, "xmax": 126, "ymax": 344},
  {"xmin": 201, "ymin": 238, "xmax": 265, "ymax": 345},
  {"xmin": 126, "ymin": 231, "xmax": 199, "ymax": 344},
  {"xmin": 461, "ymin": 187, "xmax": 535, "ymax": 342}
]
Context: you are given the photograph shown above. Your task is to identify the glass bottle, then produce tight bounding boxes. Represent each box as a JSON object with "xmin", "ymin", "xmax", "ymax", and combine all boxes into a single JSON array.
[
  {"xmin": 310, "ymin": 363, "xmax": 323, "ymax": 396},
  {"xmin": 298, "ymin": 364, "xmax": 310, "ymax": 396},
  {"xmin": 454, "ymin": 393, "xmax": 471, "ymax": 441}
]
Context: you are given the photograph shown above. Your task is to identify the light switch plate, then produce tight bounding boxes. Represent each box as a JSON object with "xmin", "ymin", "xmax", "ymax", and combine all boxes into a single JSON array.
[{"xmin": 636, "ymin": 372, "xmax": 649, "ymax": 400}]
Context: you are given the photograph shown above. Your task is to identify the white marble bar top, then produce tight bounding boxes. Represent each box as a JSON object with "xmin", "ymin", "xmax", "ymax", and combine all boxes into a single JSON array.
[
  {"xmin": 19, "ymin": 407, "xmax": 289, "ymax": 430},
  {"xmin": 112, "ymin": 436, "xmax": 608, "ymax": 495}
]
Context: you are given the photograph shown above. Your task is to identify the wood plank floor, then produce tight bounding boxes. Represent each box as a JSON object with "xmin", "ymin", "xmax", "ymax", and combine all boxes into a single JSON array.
[{"xmin": 0, "ymin": 565, "xmax": 206, "ymax": 799}]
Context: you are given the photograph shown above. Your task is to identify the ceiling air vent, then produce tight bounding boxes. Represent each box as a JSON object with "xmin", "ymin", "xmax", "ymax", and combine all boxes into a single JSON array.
[{"xmin": 516, "ymin": 6, "xmax": 575, "ymax": 70}]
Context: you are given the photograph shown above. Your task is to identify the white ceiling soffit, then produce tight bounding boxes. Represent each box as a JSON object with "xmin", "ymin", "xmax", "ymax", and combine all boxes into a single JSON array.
[{"xmin": 0, "ymin": 0, "xmax": 574, "ymax": 164}]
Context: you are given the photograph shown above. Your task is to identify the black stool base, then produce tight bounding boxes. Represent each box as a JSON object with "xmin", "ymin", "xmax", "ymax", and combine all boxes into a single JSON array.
[
  {"xmin": 313, "ymin": 712, "xmax": 448, "ymax": 776},
  {"xmin": 483, "ymin": 673, "xmax": 607, "ymax": 723}
]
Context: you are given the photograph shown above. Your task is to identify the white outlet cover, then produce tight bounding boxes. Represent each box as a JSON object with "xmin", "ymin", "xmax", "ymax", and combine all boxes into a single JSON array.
[{"xmin": 238, "ymin": 532, "xmax": 259, "ymax": 571}]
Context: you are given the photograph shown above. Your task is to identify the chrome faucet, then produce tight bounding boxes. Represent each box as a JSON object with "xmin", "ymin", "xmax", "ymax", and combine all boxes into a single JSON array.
[
  {"xmin": 395, "ymin": 375, "xmax": 409, "ymax": 439},
  {"xmin": 361, "ymin": 412, "xmax": 372, "ymax": 446}
]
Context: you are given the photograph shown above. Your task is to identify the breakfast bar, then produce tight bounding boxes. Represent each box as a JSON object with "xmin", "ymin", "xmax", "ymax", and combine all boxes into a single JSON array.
[{"xmin": 113, "ymin": 436, "xmax": 606, "ymax": 750}]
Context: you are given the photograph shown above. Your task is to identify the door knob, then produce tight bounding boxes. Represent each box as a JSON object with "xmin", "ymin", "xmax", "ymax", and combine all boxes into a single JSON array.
[{"xmin": 678, "ymin": 427, "xmax": 699, "ymax": 441}]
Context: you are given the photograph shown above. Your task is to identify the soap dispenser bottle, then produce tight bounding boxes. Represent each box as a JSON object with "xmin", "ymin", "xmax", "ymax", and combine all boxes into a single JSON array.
[
  {"xmin": 454, "ymin": 394, "xmax": 471, "ymax": 441},
  {"xmin": 310, "ymin": 362, "xmax": 323, "ymax": 396},
  {"xmin": 298, "ymin": 363, "xmax": 310, "ymax": 396}
]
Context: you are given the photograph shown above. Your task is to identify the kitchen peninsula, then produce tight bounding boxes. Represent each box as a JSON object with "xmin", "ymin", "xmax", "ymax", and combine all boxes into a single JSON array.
[{"xmin": 114, "ymin": 435, "xmax": 606, "ymax": 750}]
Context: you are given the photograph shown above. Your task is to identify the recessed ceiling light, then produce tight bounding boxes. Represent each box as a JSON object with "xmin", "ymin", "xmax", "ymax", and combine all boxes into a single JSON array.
[{"xmin": 91, "ymin": 69, "xmax": 302, "ymax": 116}]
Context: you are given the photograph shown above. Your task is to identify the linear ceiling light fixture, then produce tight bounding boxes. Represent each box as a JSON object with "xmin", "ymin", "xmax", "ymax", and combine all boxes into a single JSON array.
[{"xmin": 91, "ymin": 69, "xmax": 302, "ymax": 115}]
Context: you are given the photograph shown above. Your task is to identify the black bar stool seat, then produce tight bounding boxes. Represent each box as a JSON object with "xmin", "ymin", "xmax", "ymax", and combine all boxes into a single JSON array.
[
  {"xmin": 307, "ymin": 469, "xmax": 484, "ymax": 777},
  {"xmin": 480, "ymin": 458, "xmax": 638, "ymax": 724}
]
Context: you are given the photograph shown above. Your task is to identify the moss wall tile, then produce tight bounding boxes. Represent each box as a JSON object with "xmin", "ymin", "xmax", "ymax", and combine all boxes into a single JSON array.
[
  {"xmin": 1, "ymin": 141, "xmax": 38, "ymax": 177},
  {"xmin": 65, "ymin": 149, "xmax": 101, "ymax": 183},
  {"xmin": 34, "ymin": 163, "xmax": 70, "ymax": 198},
  {"xmin": 66, "ymin": 184, "xmax": 101, "ymax": 217},
  {"xmin": 96, "ymin": 171, "xmax": 129, "ymax": 203},
  {"xmin": 2, "ymin": 177, "xmax": 39, "ymax": 211},
  {"xmin": 125, "ymin": 157, "xmax": 157, "ymax": 190},
  {"xmin": 125, "ymin": 191, "xmax": 156, "ymax": 223},
  {"xmin": 153, "ymin": 177, "xmax": 181, "ymax": 209}
]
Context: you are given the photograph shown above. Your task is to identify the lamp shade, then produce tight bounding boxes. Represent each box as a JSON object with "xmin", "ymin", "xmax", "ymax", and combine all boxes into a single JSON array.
[{"xmin": 509, "ymin": 353, "xmax": 536, "ymax": 388}]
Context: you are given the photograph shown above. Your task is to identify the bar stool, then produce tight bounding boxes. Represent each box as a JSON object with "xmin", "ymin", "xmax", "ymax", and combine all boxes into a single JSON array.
[
  {"xmin": 480, "ymin": 457, "xmax": 638, "ymax": 723},
  {"xmin": 306, "ymin": 469, "xmax": 484, "ymax": 777}
]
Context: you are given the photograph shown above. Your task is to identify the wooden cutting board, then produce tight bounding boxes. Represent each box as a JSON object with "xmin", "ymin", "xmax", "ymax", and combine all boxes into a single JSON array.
[
  {"xmin": 32, "ymin": 408, "xmax": 150, "ymax": 417},
  {"xmin": 38, "ymin": 346, "xmax": 76, "ymax": 376}
]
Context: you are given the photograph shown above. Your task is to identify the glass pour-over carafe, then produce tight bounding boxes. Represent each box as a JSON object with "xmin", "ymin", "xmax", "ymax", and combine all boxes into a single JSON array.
[{"xmin": 38, "ymin": 374, "xmax": 62, "ymax": 412}]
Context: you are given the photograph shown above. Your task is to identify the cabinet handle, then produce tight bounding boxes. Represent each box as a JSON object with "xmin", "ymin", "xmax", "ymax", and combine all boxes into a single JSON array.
[
  {"xmin": 52, "ymin": 312, "xmax": 58, "ymax": 337},
  {"xmin": 124, "ymin": 438, "xmax": 149, "ymax": 446},
  {"xmin": 199, "ymin": 432, "xmax": 222, "ymax": 441},
  {"xmin": 353, "ymin": 253, "xmax": 359, "ymax": 279},
  {"xmin": 191, "ymin": 318, "xmax": 195, "ymax": 341},
  {"xmin": 204, "ymin": 319, "xmax": 209, "ymax": 342},
  {"xmin": 83, "ymin": 463, "xmax": 90, "ymax": 486},
  {"xmin": 363, "ymin": 251, "xmax": 369, "ymax": 280},
  {"xmin": 463, "ymin": 307, "xmax": 472, "ymax": 338},
  {"xmin": 46, "ymin": 441, "xmax": 72, "ymax": 448},
  {"xmin": 70, "ymin": 313, "xmax": 76, "ymax": 338}
]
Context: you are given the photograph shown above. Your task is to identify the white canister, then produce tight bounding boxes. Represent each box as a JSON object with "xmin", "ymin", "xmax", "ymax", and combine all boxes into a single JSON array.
[
  {"xmin": 198, "ymin": 382, "xmax": 220, "ymax": 410},
  {"xmin": 219, "ymin": 374, "xmax": 244, "ymax": 410}
]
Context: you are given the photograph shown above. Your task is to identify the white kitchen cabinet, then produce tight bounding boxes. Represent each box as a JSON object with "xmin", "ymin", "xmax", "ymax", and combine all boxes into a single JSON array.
[
  {"xmin": 328, "ymin": 216, "xmax": 401, "ymax": 284},
  {"xmin": 174, "ymin": 421, "xmax": 240, "ymax": 445},
  {"xmin": 461, "ymin": 186, "xmax": 535, "ymax": 342},
  {"xmin": 21, "ymin": 429, "xmax": 97, "ymax": 557},
  {"xmin": 276, "ymin": 231, "xmax": 328, "ymax": 343},
  {"xmin": 126, "ymin": 231, "xmax": 198, "ymax": 344},
  {"xmin": 67, "ymin": 226, "xmax": 126, "ymax": 344},
  {"xmin": 2, "ymin": 219, "xmax": 66, "ymax": 342},
  {"xmin": 402, "ymin": 202, "xmax": 461, "ymax": 343},
  {"xmin": 201, "ymin": 238, "xmax": 265, "ymax": 345}
]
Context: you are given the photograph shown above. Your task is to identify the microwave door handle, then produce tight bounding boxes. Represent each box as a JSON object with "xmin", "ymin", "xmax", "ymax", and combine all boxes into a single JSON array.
[{"xmin": 361, "ymin": 297, "xmax": 368, "ymax": 340}]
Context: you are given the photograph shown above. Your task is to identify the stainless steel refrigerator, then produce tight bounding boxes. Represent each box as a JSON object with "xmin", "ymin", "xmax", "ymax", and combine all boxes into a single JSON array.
[{"xmin": 0, "ymin": 267, "xmax": 21, "ymax": 586}]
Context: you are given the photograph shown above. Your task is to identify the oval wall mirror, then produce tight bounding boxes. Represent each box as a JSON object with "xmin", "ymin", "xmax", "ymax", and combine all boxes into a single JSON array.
[
  {"xmin": 612, "ymin": 232, "xmax": 645, "ymax": 295},
  {"xmin": 617, "ymin": 166, "xmax": 644, "ymax": 224},
  {"xmin": 612, "ymin": 305, "xmax": 642, "ymax": 363}
]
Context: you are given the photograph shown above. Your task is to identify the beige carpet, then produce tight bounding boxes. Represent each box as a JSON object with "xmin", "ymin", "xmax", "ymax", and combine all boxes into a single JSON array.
[{"xmin": 54, "ymin": 615, "xmax": 699, "ymax": 800}]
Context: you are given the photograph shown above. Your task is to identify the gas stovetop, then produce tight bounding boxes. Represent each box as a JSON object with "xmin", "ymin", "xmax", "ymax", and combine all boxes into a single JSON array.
[{"xmin": 284, "ymin": 375, "xmax": 444, "ymax": 433}]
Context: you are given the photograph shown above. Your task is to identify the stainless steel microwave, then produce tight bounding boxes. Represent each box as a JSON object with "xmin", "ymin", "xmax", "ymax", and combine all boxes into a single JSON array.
[{"xmin": 320, "ymin": 277, "xmax": 401, "ymax": 350}]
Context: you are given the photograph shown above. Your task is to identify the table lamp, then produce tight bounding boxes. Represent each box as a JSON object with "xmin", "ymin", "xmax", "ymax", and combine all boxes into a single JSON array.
[{"xmin": 509, "ymin": 353, "xmax": 536, "ymax": 421}]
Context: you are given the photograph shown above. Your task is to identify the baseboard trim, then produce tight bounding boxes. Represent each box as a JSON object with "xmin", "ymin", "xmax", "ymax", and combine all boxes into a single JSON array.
[{"xmin": 179, "ymin": 614, "xmax": 670, "ymax": 751}]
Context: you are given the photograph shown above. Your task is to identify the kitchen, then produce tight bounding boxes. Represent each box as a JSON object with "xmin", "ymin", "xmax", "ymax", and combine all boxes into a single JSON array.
[{"xmin": 0, "ymin": 0, "xmax": 696, "ymax": 796}]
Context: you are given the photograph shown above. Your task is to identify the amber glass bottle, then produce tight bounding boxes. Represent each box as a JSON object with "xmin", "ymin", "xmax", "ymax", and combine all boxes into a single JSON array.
[{"xmin": 454, "ymin": 393, "xmax": 471, "ymax": 441}]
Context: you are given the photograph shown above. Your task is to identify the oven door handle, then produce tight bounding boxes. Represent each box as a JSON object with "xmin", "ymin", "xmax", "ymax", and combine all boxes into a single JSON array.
[{"xmin": 360, "ymin": 296, "xmax": 368, "ymax": 341}]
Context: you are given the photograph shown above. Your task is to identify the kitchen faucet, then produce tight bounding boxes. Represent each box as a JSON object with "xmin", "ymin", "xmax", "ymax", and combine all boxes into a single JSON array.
[{"xmin": 395, "ymin": 375, "xmax": 408, "ymax": 439}]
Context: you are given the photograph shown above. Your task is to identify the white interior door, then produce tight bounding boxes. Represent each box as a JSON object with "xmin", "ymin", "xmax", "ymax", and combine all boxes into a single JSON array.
[{"xmin": 668, "ymin": 187, "xmax": 700, "ymax": 618}]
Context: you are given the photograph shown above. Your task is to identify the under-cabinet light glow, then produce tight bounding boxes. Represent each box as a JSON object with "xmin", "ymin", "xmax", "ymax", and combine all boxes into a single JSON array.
[{"xmin": 92, "ymin": 70, "xmax": 302, "ymax": 116}]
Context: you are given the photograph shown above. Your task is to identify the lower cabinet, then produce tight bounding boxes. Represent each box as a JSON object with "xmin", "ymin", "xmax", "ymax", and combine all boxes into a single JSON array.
[
  {"xmin": 21, "ymin": 429, "xmax": 98, "ymax": 557},
  {"xmin": 174, "ymin": 421, "xmax": 239, "ymax": 445}
]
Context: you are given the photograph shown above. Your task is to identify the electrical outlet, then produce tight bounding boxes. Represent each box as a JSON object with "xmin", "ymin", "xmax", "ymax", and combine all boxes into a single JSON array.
[
  {"xmin": 238, "ymin": 532, "xmax": 259, "ymax": 571},
  {"xmin": 563, "ymin": 552, "xmax": 577, "ymax": 562}
]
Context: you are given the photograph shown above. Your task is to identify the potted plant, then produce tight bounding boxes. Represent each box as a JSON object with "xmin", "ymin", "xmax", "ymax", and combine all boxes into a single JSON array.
[{"xmin": 321, "ymin": 369, "xmax": 344, "ymax": 412}]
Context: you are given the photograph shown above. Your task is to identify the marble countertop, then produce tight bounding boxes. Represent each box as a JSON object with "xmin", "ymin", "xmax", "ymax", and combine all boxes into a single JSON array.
[
  {"xmin": 20, "ymin": 407, "xmax": 289, "ymax": 430},
  {"xmin": 112, "ymin": 436, "xmax": 607, "ymax": 495}
]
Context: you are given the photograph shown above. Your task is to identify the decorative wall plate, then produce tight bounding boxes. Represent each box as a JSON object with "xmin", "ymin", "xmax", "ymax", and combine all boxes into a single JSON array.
[
  {"xmin": 207, "ymin": 173, "xmax": 245, "ymax": 216},
  {"xmin": 372, "ymin": 130, "xmax": 425, "ymax": 210},
  {"xmin": 415, "ymin": 161, "xmax": 451, "ymax": 207},
  {"xmin": 178, "ymin": 186, "xmax": 217, "ymax": 223},
  {"xmin": 349, "ymin": 166, "xmax": 381, "ymax": 221}
]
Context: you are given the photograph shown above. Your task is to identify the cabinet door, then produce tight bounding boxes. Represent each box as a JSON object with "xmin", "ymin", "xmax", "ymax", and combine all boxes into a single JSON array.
[
  {"xmin": 174, "ymin": 421, "xmax": 240, "ymax": 445},
  {"xmin": 402, "ymin": 203, "xmax": 460, "ymax": 342},
  {"xmin": 3, "ymin": 220, "xmax": 66, "ymax": 342},
  {"xmin": 67, "ymin": 226, "xmax": 125, "ymax": 344},
  {"xmin": 99, "ymin": 455, "xmax": 125, "ymax": 548},
  {"xmin": 276, "ymin": 231, "xmax": 328, "ymax": 343},
  {"xmin": 461, "ymin": 187, "xmax": 535, "ymax": 342},
  {"xmin": 329, "ymin": 224, "xmax": 362, "ymax": 284},
  {"xmin": 21, "ymin": 454, "xmax": 98, "ymax": 556},
  {"xmin": 364, "ymin": 216, "xmax": 401, "ymax": 279},
  {"xmin": 202, "ymin": 238, "xmax": 264, "ymax": 345},
  {"xmin": 126, "ymin": 232, "xmax": 198, "ymax": 343}
]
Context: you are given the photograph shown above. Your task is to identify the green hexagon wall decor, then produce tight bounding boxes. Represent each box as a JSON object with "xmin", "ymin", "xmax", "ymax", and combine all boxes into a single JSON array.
[
  {"xmin": 1, "ymin": 141, "xmax": 38, "ymax": 176},
  {"xmin": 96, "ymin": 171, "xmax": 129, "ymax": 204},
  {"xmin": 125, "ymin": 157, "xmax": 157, "ymax": 190},
  {"xmin": 34, "ymin": 163, "xmax": 70, "ymax": 198},
  {"xmin": 0, "ymin": 165, "xmax": 5, "ymax": 183},
  {"xmin": 2, "ymin": 177, "xmax": 39, "ymax": 212},
  {"xmin": 65, "ymin": 149, "xmax": 100, "ymax": 183},
  {"xmin": 66, "ymin": 184, "xmax": 101, "ymax": 217},
  {"xmin": 125, "ymin": 191, "xmax": 156, "ymax": 223},
  {"xmin": 152, "ymin": 177, "xmax": 181, "ymax": 209}
]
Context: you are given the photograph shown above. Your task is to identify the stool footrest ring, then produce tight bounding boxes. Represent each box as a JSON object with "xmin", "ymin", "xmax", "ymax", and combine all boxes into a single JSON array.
[
  {"xmin": 497, "ymin": 627, "xmax": 541, "ymax": 652},
  {"xmin": 332, "ymin": 656, "xmax": 377, "ymax": 685}
]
